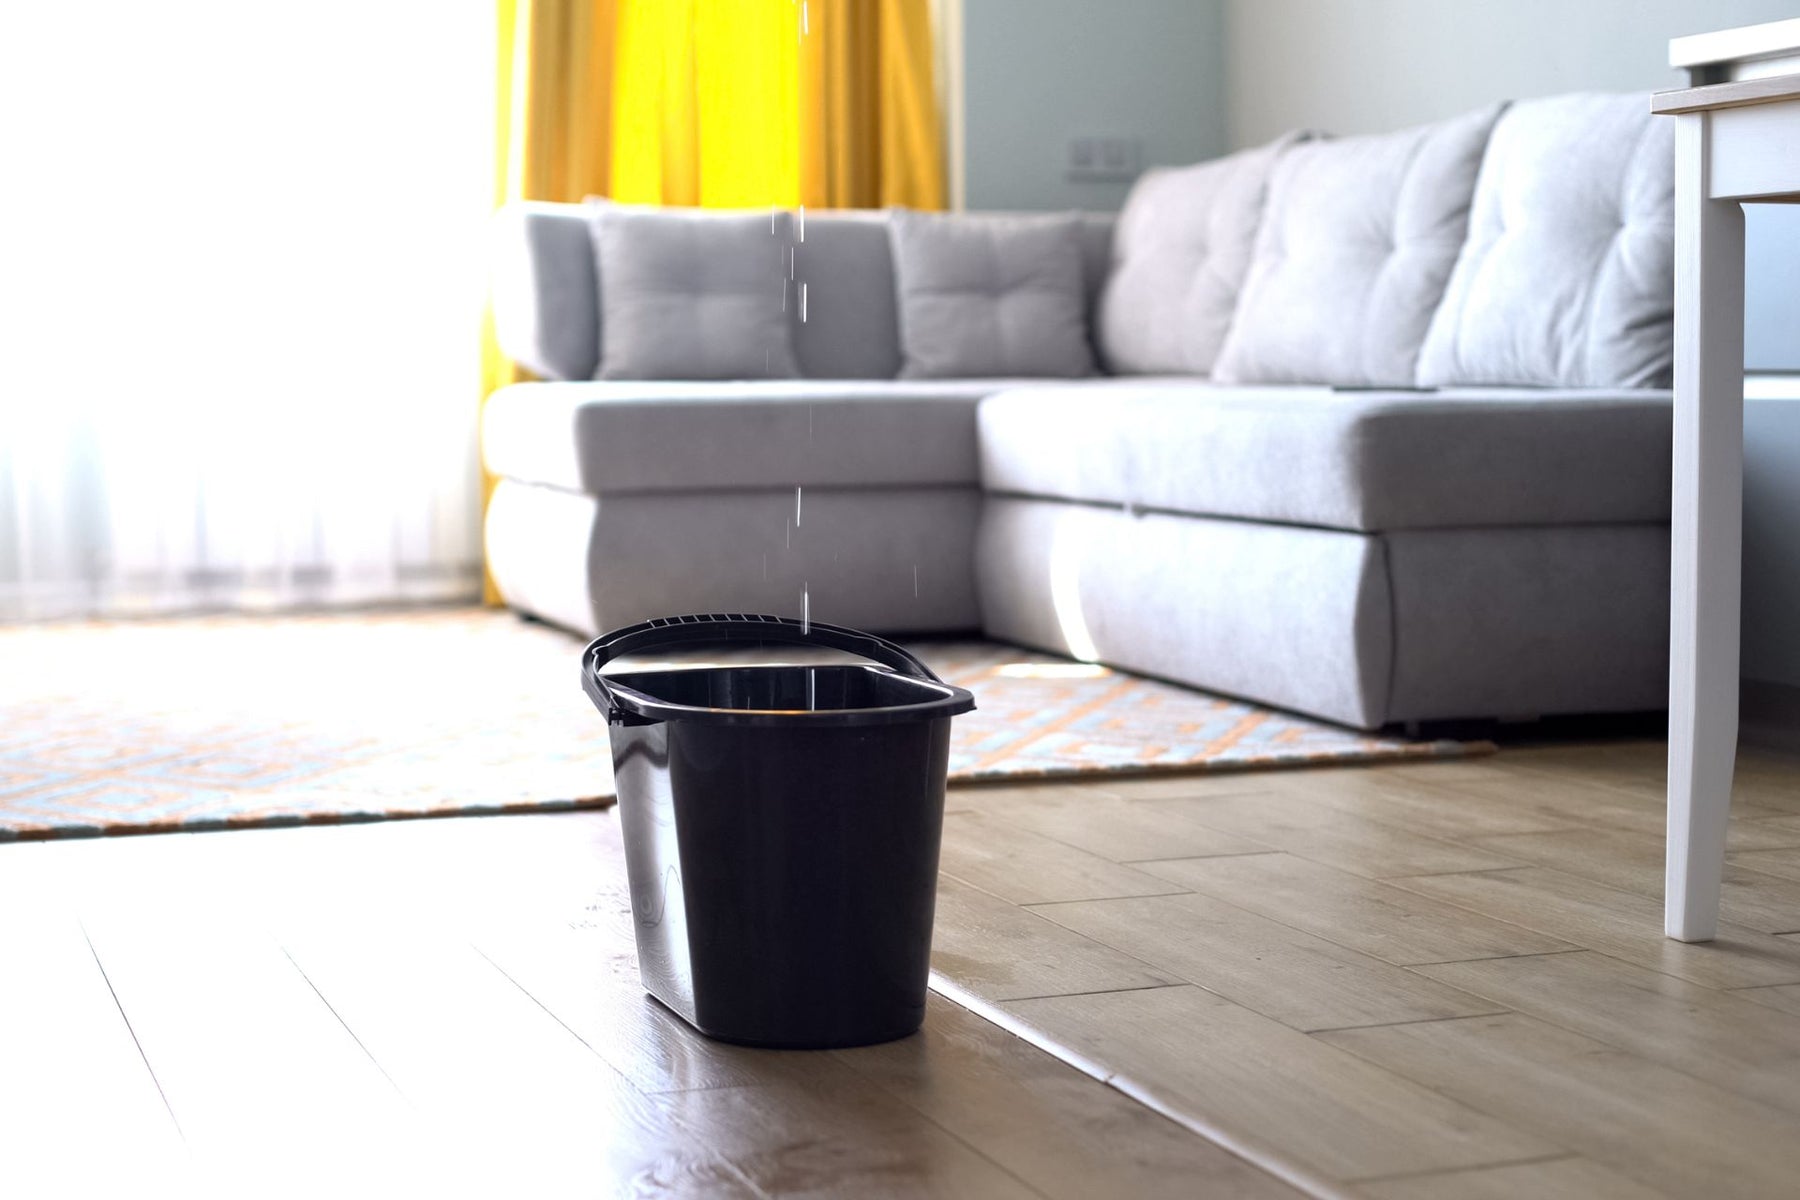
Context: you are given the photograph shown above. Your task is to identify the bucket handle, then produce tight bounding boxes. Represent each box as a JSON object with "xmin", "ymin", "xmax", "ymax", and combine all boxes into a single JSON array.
[{"xmin": 581, "ymin": 613, "xmax": 945, "ymax": 724}]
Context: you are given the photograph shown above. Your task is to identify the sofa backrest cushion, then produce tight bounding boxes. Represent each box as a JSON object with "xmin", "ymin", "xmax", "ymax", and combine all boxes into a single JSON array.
[
  {"xmin": 890, "ymin": 209, "xmax": 1096, "ymax": 379},
  {"xmin": 1416, "ymin": 92, "xmax": 1674, "ymax": 388},
  {"xmin": 492, "ymin": 201, "xmax": 601, "ymax": 381},
  {"xmin": 1213, "ymin": 104, "xmax": 1504, "ymax": 387},
  {"xmin": 792, "ymin": 210, "xmax": 905, "ymax": 379},
  {"xmin": 1096, "ymin": 134, "xmax": 1299, "ymax": 376},
  {"xmin": 592, "ymin": 205, "xmax": 801, "ymax": 380}
]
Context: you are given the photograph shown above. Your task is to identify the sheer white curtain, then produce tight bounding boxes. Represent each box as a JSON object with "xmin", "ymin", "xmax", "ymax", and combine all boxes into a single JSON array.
[{"xmin": 0, "ymin": 2, "xmax": 492, "ymax": 621}]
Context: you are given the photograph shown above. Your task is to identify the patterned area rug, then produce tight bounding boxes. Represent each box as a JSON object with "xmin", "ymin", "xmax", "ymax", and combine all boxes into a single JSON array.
[
  {"xmin": 928, "ymin": 642, "xmax": 1489, "ymax": 782},
  {"xmin": 0, "ymin": 609, "xmax": 1489, "ymax": 840}
]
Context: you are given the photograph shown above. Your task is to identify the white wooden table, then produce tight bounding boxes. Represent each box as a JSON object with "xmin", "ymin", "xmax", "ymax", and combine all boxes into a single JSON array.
[{"xmin": 1658, "ymin": 19, "xmax": 1800, "ymax": 941}]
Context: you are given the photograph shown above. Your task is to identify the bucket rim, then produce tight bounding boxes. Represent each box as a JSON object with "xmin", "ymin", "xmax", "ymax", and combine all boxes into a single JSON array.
[
  {"xmin": 581, "ymin": 614, "xmax": 976, "ymax": 727},
  {"xmin": 599, "ymin": 664, "xmax": 975, "ymax": 727}
]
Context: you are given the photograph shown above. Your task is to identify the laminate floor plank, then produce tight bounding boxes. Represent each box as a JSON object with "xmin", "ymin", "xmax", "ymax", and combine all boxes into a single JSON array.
[
  {"xmin": 469, "ymin": 923, "xmax": 771, "ymax": 1094},
  {"xmin": 1732, "ymin": 983, "xmax": 1800, "ymax": 1016},
  {"xmin": 1139, "ymin": 852, "xmax": 1575, "ymax": 965},
  {"xmin": 928, "ymin": 874, "xmax": 1180, "ymax": 1002},
  {"xmin": 1322, "ymin": 1013, "xmax": 1800, "ymax": 1200},
  {"xmin": 1496, "ymin": 741, "xmax": 1669, "ymax": 793},
  {"xmin": 1355, "ymin": 1155, "xmax": 1674, "ymax": 1200},
  {"xmin": 1004, "ymin": 985, "xmax": 1556, "ymax": 1183},
  {"xmin": 1419, "ymin": 950, "xmax": 1800, "ymax": 1114},
  {"xmin": 276, "ymin": 918, "xmax": 739, "ymax": 1197},
  {"xmin": 1396, "ymin": 867, "xmax": 1800, "ymax": 988},
  {"xmin": 1725, "ymin": 814, "xmax": 1800, "ymax": 852},
  {"xmin": 1505, "ymin": 742, "xmax": 1800, "ymax": 814},
  {"xmin": 1474, "ymin": 826, "xmax": 1800, "ymax": 933},
  {"xmin": 76, "ymin": 897, "xmax": 426, "ymax": 1194},
  {"xmin": 953, "ymin": 785, "xmax": 1271, "ymax": 863},
  {"xmin": 1732, "ymin": 846, "xmax": 1800, "ymax": 883},
  {"xmin": 937, "ymin": 811, "xmax": 1188, "ymax": 905},
  {"xmin": 1416, "ymin": 773, "xmax": 1790, "ymax": 836},
  {"xmin": 1070, "ymin": 772, "xmax": 1304, "ymax": 801},
  {"xmin": 1031, "ymin": 890, "xmax": 1506, "ymax": 1032},
  {"xmin": 648, "ymin": 1054, "xmax": 1049, "ymax": 1200},
  {"xmin": 1727, "ymin": 749, "xmax": 1800, "ymax": 813},
  {"xmin": 0, "ymin": 906, "xmax": 185, "ymax": 1193},
  {"xmin": 1269, "ymin": 769, "xmax": 1580, "ymax": 840},
  {"xmin": 834, "ymin": 992, "xmax": 1307, "ymax": 1200},
  {"xmin": 1142, "ymin": 791, "xmax": 1521, "ymax": 878}
]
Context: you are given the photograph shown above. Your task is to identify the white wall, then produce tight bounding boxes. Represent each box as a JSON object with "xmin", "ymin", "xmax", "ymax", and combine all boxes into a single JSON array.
[
  {"xmin": 1223, "ymin": 0, "xmax": 1800, "ymax": 145},
  {"xmin": 960, "ymin": 0, "xmax": 1227, "ymax": 211}
]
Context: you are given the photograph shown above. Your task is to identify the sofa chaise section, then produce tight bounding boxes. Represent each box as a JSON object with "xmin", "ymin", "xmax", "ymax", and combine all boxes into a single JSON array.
[{"xmin": 974, "ymin": 383, "xmax": 1672, "ymax": 728}]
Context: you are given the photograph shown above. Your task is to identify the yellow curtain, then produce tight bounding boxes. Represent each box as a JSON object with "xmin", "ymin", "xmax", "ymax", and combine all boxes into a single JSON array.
[
  {"xmin": 483, "ymin": 0, "xmax": 618, "ymax": 601},
  {"xmin": 609, "ymin": 0, "xmax": 945, "ymax": 209},
  {"xmin": 483, "ymin": 0, "xmax": 944, "ymax": 600}
]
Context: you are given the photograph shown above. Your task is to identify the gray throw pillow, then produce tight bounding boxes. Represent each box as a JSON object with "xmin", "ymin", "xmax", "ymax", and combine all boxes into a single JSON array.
[
  {"xmin": 1096, "ymin": 133, "xmax": 1304, "ymax": 376},
  {"xmin": 1416, "ymin": 92, "xmax": 1674, "ymax": 388},
  {"xmin": 591, "ymin": 205, "xmax": 800, "ymax": 380},
  {"xmin": 1213, "ymin": 104, "xmax": 1505, "ymax": 387},
  {"xmin": 889, "ymin": 210, "xmax": 1095, "ymax": 379}
]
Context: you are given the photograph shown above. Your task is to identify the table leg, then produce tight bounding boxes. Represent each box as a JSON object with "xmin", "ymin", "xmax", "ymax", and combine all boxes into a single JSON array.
[{"xmin": 1666, "ymin": 112, "xmax": 1745, "ymax": 943}]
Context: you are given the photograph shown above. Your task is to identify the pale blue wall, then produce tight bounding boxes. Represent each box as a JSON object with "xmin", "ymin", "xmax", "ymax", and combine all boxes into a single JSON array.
[{"xmin": 961, "ymin": 0, "xmax": 1228, "ymax": 212}]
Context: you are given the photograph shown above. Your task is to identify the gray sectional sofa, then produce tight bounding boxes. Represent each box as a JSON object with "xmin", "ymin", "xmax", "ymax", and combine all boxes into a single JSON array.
[{"xmin": 484, "ymin": 91, "xmax": 1675, "ymax": 731}]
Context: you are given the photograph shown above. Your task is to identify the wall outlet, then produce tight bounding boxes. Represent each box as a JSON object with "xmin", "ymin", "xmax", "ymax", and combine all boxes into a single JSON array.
[{"xmin": 1066, "ymin": 135, "xmax": 1141, "ymax": 182}]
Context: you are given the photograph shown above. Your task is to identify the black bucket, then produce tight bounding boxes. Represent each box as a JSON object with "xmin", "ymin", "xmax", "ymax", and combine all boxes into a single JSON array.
[{"xmin": 581, "ymin": 613, "xmax": 976, "ymax": 1049}]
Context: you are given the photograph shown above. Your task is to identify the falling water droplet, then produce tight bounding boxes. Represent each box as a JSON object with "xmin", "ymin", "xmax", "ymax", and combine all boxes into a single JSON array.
[
  {"xmin": 786, "ymin": 518, "xmax": 791, "ymax": 549},
  {"xmin": 807, "ymin": 665, "xmax": 816, "ymax": 712},
  {"xmin": 790, "ymin": 245, "xmax": 796, "ymax": 279},
  {"xmin": 913, "ymin": 563, "xmax": 919, "ymax": 597},
  {"xmin": 800, "ymin": 283, "xmax": 808, "ymax": 323},
  {"xmin": 798, "ymin": 205, "xmax": 805, "ymax": 243},
  {"xmin": 802, "ymin": 0, "xmax": 810, "ymax": 36},
  {"xmin": 808, "ymin": 405, "xmax": 814, "ymax": 440},
  {"xmin": 801, "ymin": 584, "xmax": 810, "ymax": 636},
  {"xmin": 795, "ymin": 486, "xmax": 803, "ymax": 527}
]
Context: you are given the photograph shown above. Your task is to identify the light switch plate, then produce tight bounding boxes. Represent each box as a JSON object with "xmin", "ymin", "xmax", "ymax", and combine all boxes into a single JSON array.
[{"xmin": 1067, "ymin": 135, "xmax": 1141, "ymax": 182}]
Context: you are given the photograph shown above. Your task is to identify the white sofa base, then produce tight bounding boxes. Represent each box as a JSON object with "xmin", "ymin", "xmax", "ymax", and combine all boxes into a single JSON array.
[
  {"xmin": 976, "ymin": 497, "xmax": 1668, "ymax": 729},
  {"xmin": 487, "ymin": 478, "xmax": 982, "ymax": 637}
]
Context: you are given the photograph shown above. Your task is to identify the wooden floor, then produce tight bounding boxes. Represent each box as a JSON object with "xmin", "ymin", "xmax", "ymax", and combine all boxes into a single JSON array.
[{"xmin": 5, "ymin": 739, "xmax": 1800, "ymax": 1197}]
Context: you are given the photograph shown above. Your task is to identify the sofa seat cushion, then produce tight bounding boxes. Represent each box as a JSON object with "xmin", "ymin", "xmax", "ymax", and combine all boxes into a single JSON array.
[
  {"xmin": 483, "ymin": 379, "xmax": 1033, "ymax": 495},
  {"xmin": 977, "ymin": 383, "xmax": 1672, "ymax": 532}
]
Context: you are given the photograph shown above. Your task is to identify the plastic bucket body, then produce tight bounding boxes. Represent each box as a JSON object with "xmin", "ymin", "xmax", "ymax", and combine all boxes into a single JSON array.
[{"xmin": 582, "ymin": 615, "xmax": 976, "ymax": 1049}]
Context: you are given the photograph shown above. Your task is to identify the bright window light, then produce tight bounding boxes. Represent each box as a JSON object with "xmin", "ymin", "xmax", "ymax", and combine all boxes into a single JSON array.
[{"xmin": 0, "ymin": 2, "xmax": 494, "ymax": 618}]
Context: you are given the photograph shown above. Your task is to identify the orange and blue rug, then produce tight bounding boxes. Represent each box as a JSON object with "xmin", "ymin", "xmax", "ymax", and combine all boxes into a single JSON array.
[{"xmin": 0, "ymin": 609, "xmax": 1489, "ymax": 841}]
